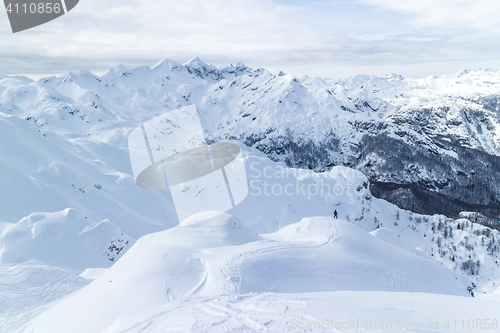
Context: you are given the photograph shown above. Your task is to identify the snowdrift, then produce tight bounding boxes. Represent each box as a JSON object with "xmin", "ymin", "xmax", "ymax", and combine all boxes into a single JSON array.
[{"xmin": 26, "ymin": 216, "xmax": 469, "ymax": 333}]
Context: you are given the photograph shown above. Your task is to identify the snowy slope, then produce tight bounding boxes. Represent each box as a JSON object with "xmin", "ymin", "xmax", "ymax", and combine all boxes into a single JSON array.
[
  {"xmin": 100, "ymin": 291, "xmax": 500, "ymax": 333},
  {"xmin": 1, "ymin": 59, "xmax": 500, "ymax": 217},
  {"xmin": 0, "ymin": 263, "xmax": 89, "ymax": 331},
  {"xmin": 23, "ymin": 217, "xmax": 471, "ymax": 333},
  {"xmin": 0, "ymin": 209, "xmax": 134, "ymax": 269},
  {"xmin": 0, "ymin": 145, "xmax": 498, "ymax": 332},
  {"xmin": 1, "ymin": 61, "xmax": 500, "ymax": 332}
]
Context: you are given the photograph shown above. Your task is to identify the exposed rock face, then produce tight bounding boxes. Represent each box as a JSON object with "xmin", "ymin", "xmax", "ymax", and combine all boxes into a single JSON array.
[{"xmin": 1, "ymin": 58, "xmax": 500, "ymax": 217}]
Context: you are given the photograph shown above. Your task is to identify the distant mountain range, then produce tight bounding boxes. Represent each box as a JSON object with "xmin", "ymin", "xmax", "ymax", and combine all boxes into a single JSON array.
[{"xmin": 1, "ymin": 57, "xmax": 500, "ymax": 219}]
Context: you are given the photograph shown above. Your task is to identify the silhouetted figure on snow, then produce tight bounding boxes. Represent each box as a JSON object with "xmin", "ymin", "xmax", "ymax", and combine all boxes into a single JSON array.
[{"xmin": 333, "ymin": 210, "xmax": 338, "ymax": 219}]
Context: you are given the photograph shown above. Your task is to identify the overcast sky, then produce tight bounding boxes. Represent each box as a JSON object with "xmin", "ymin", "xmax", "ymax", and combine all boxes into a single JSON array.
[{"xmin": 1, "ymin": 0, "xmax": 499, "ymax": 79}]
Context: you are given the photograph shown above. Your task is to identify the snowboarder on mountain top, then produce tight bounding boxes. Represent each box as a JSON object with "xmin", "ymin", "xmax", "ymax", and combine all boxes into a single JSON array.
[{"xmin": 333, "ymin": 210, "xmax": 338, "ymax": 219}]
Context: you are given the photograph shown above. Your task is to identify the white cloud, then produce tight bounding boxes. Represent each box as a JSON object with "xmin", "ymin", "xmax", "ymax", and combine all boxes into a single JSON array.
[
  {"xmin": 0, "ymin": 0, "xmax": 320, "ymax": 71},
  {"xmin": 0, "ymin": 0, "xmax": 499, "ymax": 78},
  {"xmin": 359, "ymin": 0, "xmax": 500, "ymax": 32}
]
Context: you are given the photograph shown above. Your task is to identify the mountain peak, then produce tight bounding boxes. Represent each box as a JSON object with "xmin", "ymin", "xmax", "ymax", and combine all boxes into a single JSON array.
[
  {"xmin": 235, "ymin": 61, "xmax": 247, "ymax": 70},
  {"xmin": 454, "ymin": 68, "xmax": 497, "ymax": 78},
  {"xmin": 152, "ymin": 58, "xmax": 183, "ymax": 72},
  {"xmin": 183, "ymin": 56, "xmax": 208, "ymax": 68},
  {"xmin": 457, "ymin": 69, "xmax": 471, "ymax": 77},
  {"xmin": 183, "ymin": 57, "xmax": 224, "ymax": 80},
  {"xmin": 104, "ymin": 64, "xmax": 132, "ymax": 78},
  {"xmin": 384, "ymin": 73, "xmax": 404, "ymax": 81}
]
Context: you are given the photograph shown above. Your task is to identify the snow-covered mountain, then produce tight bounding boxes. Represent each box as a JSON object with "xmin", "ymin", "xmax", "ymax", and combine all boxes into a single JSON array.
[
  {"xmin": 1, "ymin": 143, "xmax": 499, "ymax": 332},
  {"xmin": 1, "ymin": 58, "xmax": 500, "ymax": 219},
  {"xmin": 1, "ymin": 59, "xmax": 500, "ymax": 332}
]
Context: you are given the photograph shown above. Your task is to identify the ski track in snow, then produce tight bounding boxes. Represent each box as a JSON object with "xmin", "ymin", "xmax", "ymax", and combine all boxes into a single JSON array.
[
  {"xmin": 0, "ymin": 263, "xmax": 89, "ymax": 332},
  {"xmin": 222, "ymin": 218, "xmax": 342, "ymax": 295},
  {"xmin": 101, "ymin": 291, "xmax": 500, "ymax": 333},
  {"xmin": 1, "ymin": 60, "xmax": 500, "ymax": 332}
]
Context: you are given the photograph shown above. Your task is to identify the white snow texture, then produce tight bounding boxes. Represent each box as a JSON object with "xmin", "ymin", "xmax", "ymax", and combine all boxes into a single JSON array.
[{"xmin": 1, "ymin": 58, "xmax": 500, "ymax": 332}]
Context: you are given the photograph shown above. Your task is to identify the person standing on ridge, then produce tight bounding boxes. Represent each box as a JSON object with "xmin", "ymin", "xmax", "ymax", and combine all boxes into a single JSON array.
[{"xmin": 333, "ymin": 210, "xmax": 338, "ymax": 219}]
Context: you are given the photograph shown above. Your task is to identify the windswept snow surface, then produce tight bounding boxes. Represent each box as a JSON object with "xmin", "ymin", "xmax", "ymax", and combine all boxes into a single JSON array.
[
  {"xmin": 0, "ymin": 263, "xmax": 89, "ymax": 331},
  {"xmin": 2, "ymin": 146, "xmax": 499, "ymax": 332},
  {"xmin": 1, "ymin": 60, "xmax": 500, "ymax": 332},
  {"xmin": 101, "ymin": 292, "xmax": 500, "ymax": 333},
  {"xmin": 25, "ymin": 217, "xmax": 471, "ymax": 333}
]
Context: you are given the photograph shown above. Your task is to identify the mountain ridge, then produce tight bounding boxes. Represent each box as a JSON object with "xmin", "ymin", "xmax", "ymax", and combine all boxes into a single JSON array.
[{"xmin": 1, "ymin": 57, "xmax": 500, "ymax": 218}]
